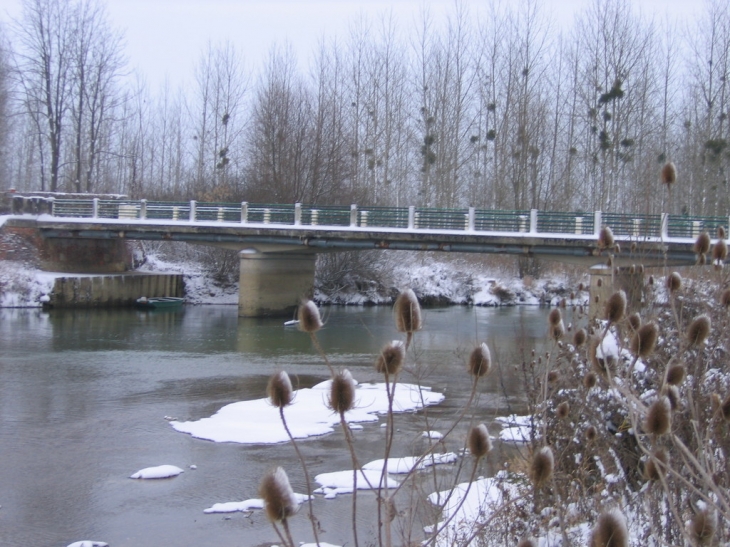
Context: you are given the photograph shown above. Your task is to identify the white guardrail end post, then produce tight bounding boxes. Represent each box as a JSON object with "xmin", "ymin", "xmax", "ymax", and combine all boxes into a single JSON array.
[
  {"xmin": 241, "ymin": 201, "xmax": 248, "ymax": 223},
  {"xmin": 594, "ymin": 211, "xmax": 602, "ymax": 236},
  {"xmin": 468, "ymin": 207, "xmax": 475, "ymax": 231},
  {"xmin": 350, "ymin": 204, "xmax": 357, "ymax": 227},
  {"xmin": 408, "ymin": 206, "xmax": 415, "ymax": 230},
  {"xmin": 530, "ymin": 209, "xmax": 538, "ymax": 234},
  {"xmin": 189, "ymin": 200, "xmax": 197, "ymax": 222},
  {"xmin": 92, "ymin": 198, "xmax": 99, "ymax": 218},
  {"xmin": 295, "ymin": 203, "xmax": 302, "ymax": 226},
  {"xmin": 140, "ymin": 199, "xmax": 147, "ymax": 219},
  {"xmin": 661, "ymin": 213, "xmax": 668, "ymax": 239}
]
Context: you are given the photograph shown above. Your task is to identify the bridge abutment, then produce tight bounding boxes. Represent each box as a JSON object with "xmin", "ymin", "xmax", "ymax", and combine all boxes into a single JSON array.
[{"xmin": 238, "ymin": 251, "xmax": 316, "ymax": 317}]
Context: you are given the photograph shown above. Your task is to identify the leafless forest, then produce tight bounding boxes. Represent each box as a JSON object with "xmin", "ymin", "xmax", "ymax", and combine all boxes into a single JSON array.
[{"xmin": 1, "ymin": 0, "xmax": 729, "ymax": 217}]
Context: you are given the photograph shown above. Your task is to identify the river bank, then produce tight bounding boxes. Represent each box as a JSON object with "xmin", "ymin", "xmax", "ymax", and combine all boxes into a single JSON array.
[{"xmin": 0, "ymin": 249, "xmax": 589, "ymax": 308}]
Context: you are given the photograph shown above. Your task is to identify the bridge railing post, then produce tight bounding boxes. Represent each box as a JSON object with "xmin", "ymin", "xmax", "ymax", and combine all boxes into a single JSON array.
[
  {"xmin": 350, "ymin": 204, "xmax": 357, "ymax": 227},
  {"xmin": 661, "ymin": 213, "xmax": 668, "ymax": 239},
  {"xmin": 241, "ymin": 202, "xmax": 248, "ymax": 223},
  {"xmin": 594, "ymin": 211, "xmax": 602, "ymax": 237},
  {"xmin": 530, "ymin": 209, "xmax": 537, "ymax": 233},
  {"xmin": 468, "ymin": 207, "xmax": 475, "ymax": 231},
  {"xmin": 408, "ymin": 206, "xmax": 415, "ymax": 230},
  {"xmin": 140, "ymin": 199, "xmax": 147, "ymax": 220},
  {"xmin": 92, "ymin": 198, "xmax": 99, "ymax": 218},
  {"xmin": 294, "ymin": 203, "xmax": 302, "ymax": 226},
  {"xmin": 189, "ymin": 200, "xmax": 197, "ymax": 222}
]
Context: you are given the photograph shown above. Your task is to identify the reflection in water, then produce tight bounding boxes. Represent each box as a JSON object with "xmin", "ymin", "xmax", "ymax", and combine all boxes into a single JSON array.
[{"xmin": 0, "ymin": 304, "xmax": 569, "ymax": 546}]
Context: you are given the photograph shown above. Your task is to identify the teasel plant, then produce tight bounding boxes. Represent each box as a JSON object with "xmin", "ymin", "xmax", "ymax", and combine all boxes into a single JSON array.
[
  {"xmin": 260, "ymin": 466, "xmax": 301, "ymax": 547},
  {"xmin": 267, "ymin": 370, "xmax": 322, "ymax": 546}
]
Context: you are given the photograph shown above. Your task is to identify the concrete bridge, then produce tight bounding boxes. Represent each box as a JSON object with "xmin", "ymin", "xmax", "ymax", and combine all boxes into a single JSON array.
[{"xmin": 6, "ymin": 196, "xmax": 729, "ymax": 316}]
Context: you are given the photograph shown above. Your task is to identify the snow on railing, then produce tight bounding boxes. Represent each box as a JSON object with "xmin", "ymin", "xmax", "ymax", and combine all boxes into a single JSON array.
[{"xmin": 46, "ymin": 198, "xmax": 730, "ymax": 241}]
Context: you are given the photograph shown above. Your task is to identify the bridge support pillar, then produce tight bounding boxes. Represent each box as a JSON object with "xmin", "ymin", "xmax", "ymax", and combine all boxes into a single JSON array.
[
  {"xmin": 589, "ymin": 265, "xmax": 644, "ymax": 320},
  {"xmin": 238, "ymin": 251, "xmax": 316, "ymax": 317}
]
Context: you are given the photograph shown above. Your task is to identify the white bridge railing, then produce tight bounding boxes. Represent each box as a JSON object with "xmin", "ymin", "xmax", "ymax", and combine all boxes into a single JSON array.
[{"xmin": 42, "ymin": 198, "xmax": 730, "ymax": 241}]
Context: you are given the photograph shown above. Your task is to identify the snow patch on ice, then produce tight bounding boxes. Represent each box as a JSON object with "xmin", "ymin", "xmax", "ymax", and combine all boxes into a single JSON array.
[
  {"xmin": 171, "ymin": 379, "xmax": 444, "ymax": 444},
  {"xmin": 130, "ymin": 465, "xmax": 184, "ymax": 479},
  {"xmin": 314, "ymin": 469, "xmax": 399, "ymax": 498}
]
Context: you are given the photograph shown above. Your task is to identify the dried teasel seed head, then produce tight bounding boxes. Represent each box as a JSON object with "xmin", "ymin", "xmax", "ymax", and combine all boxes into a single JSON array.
[
  {"xmin": 630, "ymin": 322, "xmax": 658, "ymax": 358},
  {"xmin": 628, "ymin": 312, "xmax": 641, "ymax": 331},
  {"xmin": 375, "ymin": 341, "xmax": 405, "ymax": 375},
  {"xmin": 394, "ymin": 288, "xmax": 422, "ymax": 334},
  {"xmin": 690, "ymin": 509, "xmax": 717, "ymax": 547},
  {"xmin": 585, "ymin": 425, "xmax": 597, "ymax": 441},
  {"xmin": 298, "ymin": 300, "xmax": 323, "ymax": 333},
  {"xmin": 267, "ymin": 371, "xmax": 293, "ymax": 409},
  {"xmin": 666, "ymin": 272, "xmax": 682, "ymax": 292},
  {"xmin": 598, "ymin": 226, "xmax": 615, "ymax": 249},
  {"xmin": 605, "ymin": 290, "xmax": 627, "ymax": 323},
  {"xmin": 548, "ymin": 308, "xmax": 562, "ymax": 326},
  {"xmin": 664, "ymin": 385, "xmax": 680, "ymax": 410},
  {"xmin": 721, "ymin": 394, "xmax": 730, "ymax": 422},
  {"xmin": 597, "ymin": 277, "xmax": 603, "ymax": 287},
  {"xmin": 530, "ymin": 446, "xmax": 554, "ymax": 488},
  {"xmin": 578, "ymin": 282, "xmax": 585, "ymax": 291},
  {"xmin": 628, "ymin": 264, "xmax": 636, "ymax": 275},
  {"xmin": 721, "ymin": 288, "xmax": 730, "ymax": 308},
  {"xmin": 591, "ymin": 508, "xmax": 629, "ymax": 547},
  {"xmin": 638, "ymin": 264, "xmax": 645, "ymax": 274},
  {"xmin": 547, "ymin": 370, "xmax": 559, "ymax": 383},
  {"xmin": 467, "ymin": 423, "xmax": 492, "ymax": 458},
  {"xmin": 328, "ymin": 369, "xmax": 356, "ymax": 414},
  {"xmin": 556, "ymin": 401, "xmax": 570, "ymax": 419},
  {"xmin": 666, "ymin": 364, "xmax": 686, "ymax": 386},
  {"xmin": 517, "ymin": 538, "xmax": 537, "ymax": 547},
  {"xmin": 584, "ymin": 371, "xmax": 598, "ymax": 389},
  {"xmin": 643, "ymin": 448, "xmax": 669, "ymax": 481},
  {"xmin": 660, "ymin": 161, "xmax": 676, "ymax": 185},
  {"xmin": 686, "ymin": 314, "xmax": 711, "ymax": 346},
  {"xmin": 694, "ymin": 231, "xmax": 711, "ymax": 255},
  {"xmin": 614, "ymin": 243, "xmax": 621, "ymax": 254},
  {"xmin": 645, "ymin": 396, "xmax": 672, "ymax": 436},
  {"xmin": 468, "ymin": 343, "xmax": 492, "ymax": 378},
  {"xmin": 260, "ymin": 467, "xmax": 299, "ymax": 522},
  {"xmin": 649, "ymin": 275, "xmax": 655, "ymax": 286},
  {"xmin": 573, "ymin": 328, "xmax": 587, "ymax": 347},
  {"xmin": 713, "ymin": 238, "xmax": 728, "ymax": 263},
  {"xmin": 718, "ymin": 226, "xmax": 726, "ymax": 239}
]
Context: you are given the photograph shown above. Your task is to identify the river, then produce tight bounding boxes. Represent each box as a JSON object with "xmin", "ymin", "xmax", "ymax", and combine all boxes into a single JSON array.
[{"xmin": 0, "ymin": 304, "xmax": 562, "ymax": 547}]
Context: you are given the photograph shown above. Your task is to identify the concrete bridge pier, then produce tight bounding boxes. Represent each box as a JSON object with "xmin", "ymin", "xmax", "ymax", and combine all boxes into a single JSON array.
[
  {"xmin": 238, "ymin": 250, "xmax": 316, "ymax": 317},
  {"xmin": 589, "ymin": 265, "xmax": 645, "ymax": 320}
]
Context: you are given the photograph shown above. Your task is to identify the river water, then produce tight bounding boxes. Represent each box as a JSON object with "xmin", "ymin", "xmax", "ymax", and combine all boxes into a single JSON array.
[{"xmin": 0, "ymin": 304, "xmax": 559, "ymax": 547}]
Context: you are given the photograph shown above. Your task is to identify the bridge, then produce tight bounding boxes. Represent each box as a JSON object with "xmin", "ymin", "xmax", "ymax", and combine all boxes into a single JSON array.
[{"xmin": 7, "ymin": 196, "xmax": 729, "ymax": 316}]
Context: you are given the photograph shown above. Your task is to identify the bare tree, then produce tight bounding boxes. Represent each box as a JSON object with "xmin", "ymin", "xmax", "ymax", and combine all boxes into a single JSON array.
[{"xmin": 12, "ymin": 0, "xmax": 77, "ymax": 192}]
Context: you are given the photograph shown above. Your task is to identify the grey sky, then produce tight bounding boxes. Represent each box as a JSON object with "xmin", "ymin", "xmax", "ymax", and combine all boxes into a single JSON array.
[{"xmin": 0, "ymin": 0, "xmax": 702, "ymax": 91}]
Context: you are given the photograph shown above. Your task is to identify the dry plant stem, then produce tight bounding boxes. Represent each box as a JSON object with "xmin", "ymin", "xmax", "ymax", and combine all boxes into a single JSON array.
[
  {"xmin": 460, "ymin": 492, "xmax": 530, "ymax": 546},
  {"xmin": 423, "ymin": 458, "xmax": 481, "ymax": 546},
  {"xmin": 338, "ymin": 411, "xmax": 363, "ymax": 547},
  {"xmin": 281, "ymin": 517, "xmax": 296, "ymax": 547},
  {"xmin": 272, "ymin": 520, "xmax": 294, "ymax": 547},
  {"xmin": 308, "ymin": 332, "xmax": 334, "ymax": 376},
  {"xmin": 388, "ymin": 375, "xmax": 481, "ymax": 500},
  {"xmin": 279, "ymin": 407, "xmax": 321, "ymax": 547},
  {"xmin": 379, "ymin": 373, "xmax": 398, "ymax": 547}
]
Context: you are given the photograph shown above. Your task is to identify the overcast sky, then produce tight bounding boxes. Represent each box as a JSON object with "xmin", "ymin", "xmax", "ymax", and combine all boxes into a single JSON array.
[{"xmin": 0, "ymin": 0, "xmax": 702, "ymax": 91}]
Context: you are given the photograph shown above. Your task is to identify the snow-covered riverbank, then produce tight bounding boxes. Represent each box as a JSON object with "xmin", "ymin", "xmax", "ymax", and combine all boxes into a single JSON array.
[{"xmin": 0, "ymin": 250, "xmax": 588, "ymax": 308}]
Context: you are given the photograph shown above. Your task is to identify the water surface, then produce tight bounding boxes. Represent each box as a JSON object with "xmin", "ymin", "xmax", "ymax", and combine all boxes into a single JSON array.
[{"xmin": 0, "ymin": 305, "xmax": 558, "ymax": 546}]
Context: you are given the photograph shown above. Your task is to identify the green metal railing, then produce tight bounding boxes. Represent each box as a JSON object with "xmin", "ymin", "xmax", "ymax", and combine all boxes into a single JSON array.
[{"xmin": 46, "ymin": 198, "xmax": 729, "ymax": 241}]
